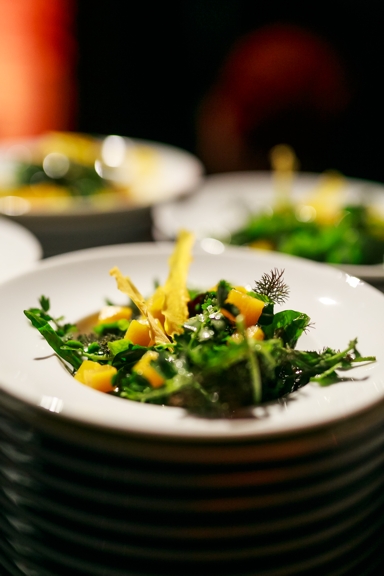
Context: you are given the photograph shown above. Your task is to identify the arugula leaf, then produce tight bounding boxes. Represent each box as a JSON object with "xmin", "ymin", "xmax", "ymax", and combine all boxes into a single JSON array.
[
  {"xmin": 262, "ymin": 310, "xmax": 310, "ymax": 347},
  {"xmin": 24, "ymin": 310, "xmax": 82, "ymax": 371}
]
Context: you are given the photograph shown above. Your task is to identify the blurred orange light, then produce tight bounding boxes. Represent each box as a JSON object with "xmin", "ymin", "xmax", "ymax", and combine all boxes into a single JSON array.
[{"xmin": 0, "ymin": 0, "xmax": 77, "ymax": 139}]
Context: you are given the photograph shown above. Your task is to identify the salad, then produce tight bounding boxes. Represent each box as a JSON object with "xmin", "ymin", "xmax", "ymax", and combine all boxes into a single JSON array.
[
  {"xmin": 229, "ymin": 199, "xmax": 384, "ymax": 265},
  {"xmin": 24, "ymin": 231, "xmax": 375, "ymax": 418},
  {"xmin": 227, "ymin": 159, "xmax": 384, "ymax": 266},
  {"xmin": 0, "ymin": 131, "xmax": 158, "ymax": 212}
]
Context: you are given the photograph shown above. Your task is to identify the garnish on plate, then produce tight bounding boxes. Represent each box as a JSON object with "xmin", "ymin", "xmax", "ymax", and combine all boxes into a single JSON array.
[{"xmin": 24, "ymin": 230, "xmax": 375, "ymax": 418}]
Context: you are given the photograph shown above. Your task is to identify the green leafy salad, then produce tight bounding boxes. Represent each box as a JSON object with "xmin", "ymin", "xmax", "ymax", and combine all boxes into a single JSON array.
[
  {"xmin": 229, "ymin": 201, "xmax": 384, "ymax": 266},
  {"xmin": 24, "ymin": 231, "xmax": 375, "ymax": 418},
  {"xmin": 228, "ymin": 166, "xmax": 384, "ymax": 266}
]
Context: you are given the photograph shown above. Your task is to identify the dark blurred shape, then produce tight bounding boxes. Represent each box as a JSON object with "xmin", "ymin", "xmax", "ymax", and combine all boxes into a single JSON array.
[
  {"xmin": 196, "ymin": 23, "xmax": 352, "ymax": 174},
  {"xmin": 0, "ymin": 0, "xmax": 77, "ymax": 139}
]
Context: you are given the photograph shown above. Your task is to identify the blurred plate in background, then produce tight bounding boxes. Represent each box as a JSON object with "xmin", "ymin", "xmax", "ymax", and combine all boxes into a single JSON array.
[
  {"xmin": 0, "ymin": 216, "xmax": 42, "ymax": 282},
  {"xmin": 0, "ymin": 132, "xmax": 204, "ymax": 257},
  {"xmin": 153, "ymin": 171, "xmax": 384, "ymax": 289}
]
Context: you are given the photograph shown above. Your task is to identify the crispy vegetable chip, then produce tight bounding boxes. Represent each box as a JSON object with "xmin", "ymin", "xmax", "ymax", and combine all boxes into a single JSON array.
[
  {"xmin": 109, "ymin": 267, "xmax": 170, "ymax": 345},
  {"xmin": 110, "ymin": 229, "xmax": 194, "ymax": 341},
  {"xmin": 161, "ymin": 229, "xmax": 195, "ymax": 336}
]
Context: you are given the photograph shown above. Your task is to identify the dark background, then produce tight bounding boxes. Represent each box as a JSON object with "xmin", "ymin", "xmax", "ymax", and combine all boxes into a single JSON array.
[{"xmin": 75, "ymin": 1, "xmax": 384, "ymax": 182}]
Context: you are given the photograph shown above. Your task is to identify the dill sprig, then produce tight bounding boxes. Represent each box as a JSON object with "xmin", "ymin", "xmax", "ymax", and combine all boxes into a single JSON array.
[{"xmin": 254, "ymin": 268, "xmax": 290, "ymax": 304}]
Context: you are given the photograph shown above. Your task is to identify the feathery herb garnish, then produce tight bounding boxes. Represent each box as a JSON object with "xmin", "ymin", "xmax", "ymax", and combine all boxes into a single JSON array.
[{"xmin": 254, "ymin": 268, "xmax": 290, "ymax": 304}]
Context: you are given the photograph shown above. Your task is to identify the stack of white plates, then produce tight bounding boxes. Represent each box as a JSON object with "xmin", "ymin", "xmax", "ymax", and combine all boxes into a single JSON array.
[{"xmin": 1, "ymin": 243, "xmax": 384, "ymax": 576}]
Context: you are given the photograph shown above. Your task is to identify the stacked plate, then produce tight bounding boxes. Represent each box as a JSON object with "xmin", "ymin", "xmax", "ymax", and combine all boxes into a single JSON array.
[{"xmin": 1, "ymin": 243, "xmax": 384, "ymax": 576}]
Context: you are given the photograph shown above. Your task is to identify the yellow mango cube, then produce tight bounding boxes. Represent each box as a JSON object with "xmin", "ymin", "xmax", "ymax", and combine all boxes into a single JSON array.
[
  {"xmin": 133, "ymin": 351, "xmax": 165, "ymax": 388},
  {"xmin": 97, "ymin": 306, "xmax": 132, "ymax": 325},
  {"xmin": 225, "ymin": 289, "xmax": 264, "ymax": 327},
  {"xmin": 74, "ymin": 360, "xmax": 117, "ymax": 392},
  {"xmin": 124, "ymin": 319, "xmax": 151, "ymax": 346}
]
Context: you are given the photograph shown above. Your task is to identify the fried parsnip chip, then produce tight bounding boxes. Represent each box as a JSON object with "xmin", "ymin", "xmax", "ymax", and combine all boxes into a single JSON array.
[
  {"xmin": 162, "ymin": 229, "xmax": 195, "ymax": 336},
  {"xmin": 109, "ymin": 268, "xmax": 170, "ymax": 345},
  {"xmin": 110, "ymin": 229, "xmax": 195, "ymax": 342}
]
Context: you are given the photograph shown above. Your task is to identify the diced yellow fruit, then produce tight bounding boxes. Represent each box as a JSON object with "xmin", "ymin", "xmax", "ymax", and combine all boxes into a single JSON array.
[
  {"xmin": 74, "ymin": 360, "xmax": 117, "ymax": 392},
  {"xmin": 97, "ymin": 305, "xmax": 132, "ymax": 325},
  {"xmin": 74, "ymin": 360, "xmax": 99, "ymax": 382},
  {"xmin": 84, "ymin": 365, "xmax": 117, "ymax": 392},
  {"xmin": 133, "ymin": 351, "xmax": 165, "ymax": 388},
  {"xmin": 226, "ymin": 289, "xmax": 265, "ymax": 327},
  {"xmin": 124, "ymin": 319, "xmax": 151, "ymax": 346}
]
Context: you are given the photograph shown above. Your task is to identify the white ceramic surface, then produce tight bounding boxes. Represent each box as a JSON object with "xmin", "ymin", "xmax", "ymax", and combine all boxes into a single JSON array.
[
  {"xmin": 0, "ymin": 216, "xmax": 42, "ymax": 282},
  {"xmin": 152, "ymin": 171, "xmax": 384, "ymax": 283},
  {"xmin": 0, "ymin": 243, "xmax": 383, "ymax": 439},
  {"xmin": 0, "ymin": 136, "xmax": 204, "ymax": 256},
  {"xmin": 0, "ymin": 136, "xmax": 204, "ymax": 215}
]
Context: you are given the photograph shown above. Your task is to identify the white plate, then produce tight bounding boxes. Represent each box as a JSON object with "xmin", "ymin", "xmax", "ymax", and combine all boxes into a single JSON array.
[
  {"xmin": 0, "ymin": 135, "xmax": 204, "ymax": 256},
  {"xmin": 0, "ymin": 243, "xmax": 383, "ymax": 440},
  {"xmin": 0, "ymin": 216, "xmax": 42, "ymax": 282},
  {"xmin": 152, "ymin": 171, "xmax": 384, "ymax": 283},
  {"xmin": 0, "ymin": 135, "xmax": 204, "ymax": 215}
]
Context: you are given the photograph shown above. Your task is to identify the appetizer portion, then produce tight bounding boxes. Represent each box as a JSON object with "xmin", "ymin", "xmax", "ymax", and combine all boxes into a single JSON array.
[
  {"xmin": 229, "ymin": 195, "xmax": 384, "ymax": 265},
  {"xmin": 24, "ymin": 231, "xmax": 375, "ymax": 418},
  {"xmin": 0, "ymin": 131, "xmax": 159, "ymax": 213},
  {"xmin": 228, "ymin": 148, "xmax": 384, "ymax": 266}
]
